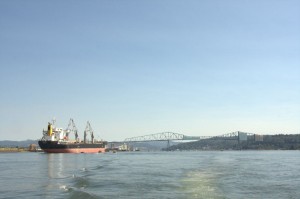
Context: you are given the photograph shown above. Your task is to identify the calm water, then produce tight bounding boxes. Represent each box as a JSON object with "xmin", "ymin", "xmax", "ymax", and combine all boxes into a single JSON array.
[{"xmin": 0, "ymin": 151, "xmax": 299, "ymax": 199}]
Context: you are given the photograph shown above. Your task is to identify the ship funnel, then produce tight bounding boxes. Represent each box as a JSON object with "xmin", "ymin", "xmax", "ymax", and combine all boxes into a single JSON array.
[{"xmin": 47, "ymin": 123, "xmax": 53, "ymax": 136}]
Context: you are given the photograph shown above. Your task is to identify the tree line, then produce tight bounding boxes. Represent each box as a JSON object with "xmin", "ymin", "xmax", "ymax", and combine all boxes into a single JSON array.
[{"xmin": 164, "ymin": 134, "xmax": 300, "ymax": 151}]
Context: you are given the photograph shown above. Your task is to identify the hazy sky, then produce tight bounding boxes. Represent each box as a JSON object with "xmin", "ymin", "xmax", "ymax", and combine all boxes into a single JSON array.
[{"xmin": 0, "ymin": 0, "xmax": 299, "ymax": 141}]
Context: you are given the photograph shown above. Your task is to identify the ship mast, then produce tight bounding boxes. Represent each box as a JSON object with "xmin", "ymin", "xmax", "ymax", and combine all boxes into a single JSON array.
[{"xmin": 52, "ymin": 117, "xmax": 56, "ymax": 126}]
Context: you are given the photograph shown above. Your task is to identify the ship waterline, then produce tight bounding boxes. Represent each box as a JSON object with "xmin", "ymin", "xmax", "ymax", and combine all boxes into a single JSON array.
[{"xmin": 38, "ymin": 148, "xmax": 106, "ymax": 153}]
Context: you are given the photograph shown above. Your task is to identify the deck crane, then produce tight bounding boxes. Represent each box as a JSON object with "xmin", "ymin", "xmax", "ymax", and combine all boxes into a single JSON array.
[
  {"xmin": 65, "ymin": 118, "xmax": 79, "ymax": 141},
  {"xmin": 84, "ymin": 121, "xmax": 95, "ymax": 144}
]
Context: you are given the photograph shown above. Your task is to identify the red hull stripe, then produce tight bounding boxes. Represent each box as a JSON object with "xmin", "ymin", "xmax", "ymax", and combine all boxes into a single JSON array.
[{"xmin": 43, "ymin": 148, "xmax": 106, "ymax": 153}]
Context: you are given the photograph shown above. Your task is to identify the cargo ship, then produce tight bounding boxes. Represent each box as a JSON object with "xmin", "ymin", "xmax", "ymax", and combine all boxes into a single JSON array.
[{"xmin": 38, "ymin": 119, "xmax": 107, "ymax": 153}]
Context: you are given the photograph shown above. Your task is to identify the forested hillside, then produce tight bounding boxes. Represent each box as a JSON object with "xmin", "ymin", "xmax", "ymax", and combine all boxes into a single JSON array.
[{"xmin": 164, "ymin": 134, "xmax": 300, "ymax": 151}]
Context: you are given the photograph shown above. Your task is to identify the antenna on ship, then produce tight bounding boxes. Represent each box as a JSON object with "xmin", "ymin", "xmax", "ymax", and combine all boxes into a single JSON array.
[{"xmin": 52, "ymin": 117, "xmax": 56, "ymax": 126}]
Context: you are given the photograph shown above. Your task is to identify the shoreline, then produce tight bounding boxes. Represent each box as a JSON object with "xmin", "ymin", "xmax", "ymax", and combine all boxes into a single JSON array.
[{"xmin": 0, "ymin": 148, "xmax": 29, "ymax": 153}]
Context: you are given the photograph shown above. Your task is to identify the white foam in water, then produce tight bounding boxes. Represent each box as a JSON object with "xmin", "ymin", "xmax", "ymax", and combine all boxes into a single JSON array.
[
  {"xmin": 181, "ymin": 170, "xmax": 222, "ymax": 198},
  {"xmin": 59, "ymin": 185, "xmax": 69, "ymax": 191}
]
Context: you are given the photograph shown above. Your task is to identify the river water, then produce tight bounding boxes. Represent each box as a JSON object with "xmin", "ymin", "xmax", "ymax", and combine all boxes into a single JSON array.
[{"xmin": 0, "ymin": 151, "xmax": 299, "ymax": 199}]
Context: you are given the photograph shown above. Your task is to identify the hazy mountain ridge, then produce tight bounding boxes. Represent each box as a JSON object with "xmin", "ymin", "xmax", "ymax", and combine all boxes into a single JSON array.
[
  {"xmin": 164, "ymin": 134, "xmax": 300, "ymax": 151},
  {"xmin": 0, "ymin": 140, "xmax": 38, "ymax": 147}
]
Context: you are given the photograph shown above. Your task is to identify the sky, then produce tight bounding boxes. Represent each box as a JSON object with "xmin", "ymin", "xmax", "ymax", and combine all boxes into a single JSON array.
[{"xmin": 0, "ymin": 0, "xmax": 299, "ymax": 141}]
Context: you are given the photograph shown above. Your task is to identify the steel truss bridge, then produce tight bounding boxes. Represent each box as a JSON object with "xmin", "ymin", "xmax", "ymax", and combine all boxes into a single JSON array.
[{"xmin": 124, "ymin": 131, "xmax": 255, "ymax": 142}]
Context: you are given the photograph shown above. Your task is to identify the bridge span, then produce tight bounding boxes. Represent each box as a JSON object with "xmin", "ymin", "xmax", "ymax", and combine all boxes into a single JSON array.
[
  {"xmin": 124, "ymin": 131, "xmax": 254, "ymax": 142},
  {"xmin": 107, "ymin": 131, "xmax": 257, "ymax": 150}
]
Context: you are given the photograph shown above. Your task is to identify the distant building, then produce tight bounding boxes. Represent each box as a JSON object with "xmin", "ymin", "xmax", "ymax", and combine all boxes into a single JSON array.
[
  {"xmin": 28, "ymin": 144, "xmax": 37, "ymax": 152},
  {"xmin": 255, "ymin": 134, "xmax": 264, "ymax": 142},
  {"xmin": 118, "ymin": 143, "xmax": 130, "ymax": 151},
  {"xmin": 238, "ymin": 132, "xmax": 248, "ymax": 142}
]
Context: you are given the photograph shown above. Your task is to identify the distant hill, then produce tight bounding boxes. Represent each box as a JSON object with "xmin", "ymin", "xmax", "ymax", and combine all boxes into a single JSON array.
[
  {"xmin": 0, "ymin": 140, "xmax": 38, "ymax": 147},
  {"xmin": 164, "ymin": 134, "xmax": 300, "ymax": 151}
]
